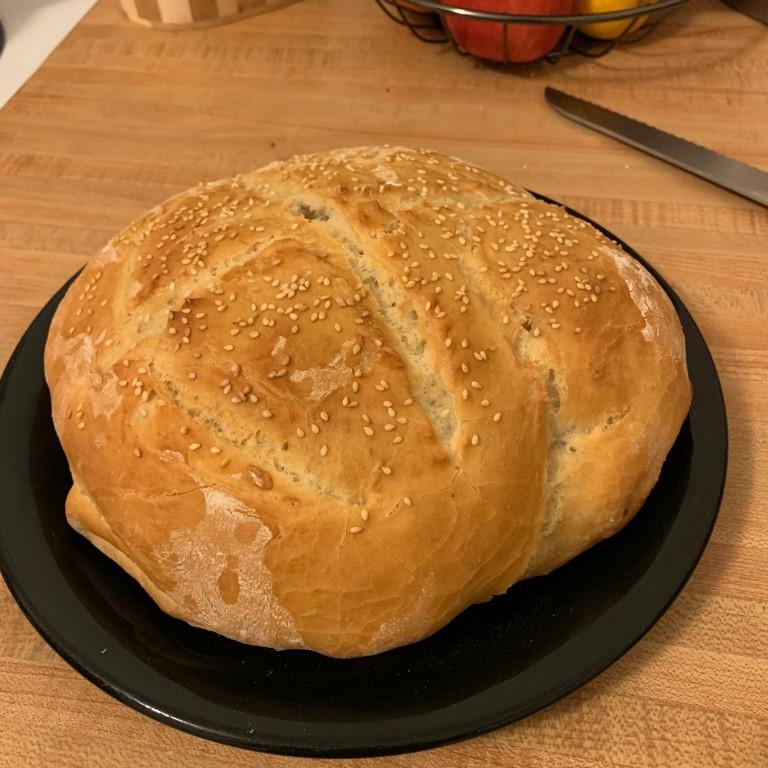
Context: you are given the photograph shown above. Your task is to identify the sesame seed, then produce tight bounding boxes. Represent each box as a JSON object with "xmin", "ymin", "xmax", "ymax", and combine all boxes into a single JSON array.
[
  {"xmin": 320, "ymin": 411, "xmax": 329, "ymax": 422},
  {"xmin": 133, "ymin": 448, "xmax": 142, "ymax": 458},
  {"xmin": 471, "ymin": 434, "xmax": 480, "ymax": 446},
  {"xmin": 210, "ymin": 447, "xmax": 222, "ymax": 454},
  {"xmin": 320, "ymin": 444, "xmax": 329, "ymax": 457},
  {"xmin": 381, "ymin": 466, "xmax": 393, "ymax": 476},
  {"xmin": 223, "ymin": 344, "xmax": 234, "ymax": 351},
  {"xmin": 392, "ymin": 435, "xmax": 403, "ymax": 445},
  {"xmin": 360, "ymin": 509, "xmax": 369, "ymax": 521},
  {"xmin": 296, "ymin": 427, "xmax": 306, "ymax": 438},
  {"xmin": 77, "ymin": 422, "xmax": 85, "ymax": 430},
  {"xmin": 310, "ymin": 424, "xmax": 320, "ymax": 434},
  {"xmin": 187, "ymin": 372, "xmax": 197, "ymax": 380},
  {"xmin": 189, "ymin": 443, "xmax": 201, "ymax": 451},
  {"xmin": 350, "ymin": 526, "xmax": 363, "ymax": 534},
  {"xmin": 471, "ymin": 381, "xmax": 482, "ymax": 390},
  {"xmin": 493, "ymin": 412, "xmax": 503, "ymax": 422},
  {"xmin": 363, "ymin": 426, "xmax": 374, "ymax": 437},
  {"xmin": 403, "ymin": 497, "xmax": 413, "ymax": 507},
  {"xmin": 262, "ymin": 410, "xmax": 273, "ymax": 419}
]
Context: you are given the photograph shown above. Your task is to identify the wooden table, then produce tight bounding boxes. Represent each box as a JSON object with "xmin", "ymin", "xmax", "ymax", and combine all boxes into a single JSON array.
[{"xmin": 1, "ymin": 1, "xmax": 766, "ymax": 765}]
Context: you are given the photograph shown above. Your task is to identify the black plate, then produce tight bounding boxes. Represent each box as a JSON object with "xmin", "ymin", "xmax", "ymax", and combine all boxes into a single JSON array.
[{"xmin": 0, "ymin": 202, "xmax": 727, "ymax": 758}]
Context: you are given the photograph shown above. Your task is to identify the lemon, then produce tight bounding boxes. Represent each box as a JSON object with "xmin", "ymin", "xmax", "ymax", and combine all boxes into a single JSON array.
[{"xmin": 576, "ymin": 0, "xmax": 649, "ymax": 40}]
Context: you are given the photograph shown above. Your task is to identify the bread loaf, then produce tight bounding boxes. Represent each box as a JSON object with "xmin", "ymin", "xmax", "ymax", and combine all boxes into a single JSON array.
[{"xmin": 44, "ymin": 146, "xmax": 690, "ymax": 657}]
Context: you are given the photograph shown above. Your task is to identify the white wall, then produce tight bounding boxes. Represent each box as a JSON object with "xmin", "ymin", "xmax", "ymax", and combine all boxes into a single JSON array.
[{"xmin": 0, "ymin": 0, "xmax": 97, "ymax": 108}]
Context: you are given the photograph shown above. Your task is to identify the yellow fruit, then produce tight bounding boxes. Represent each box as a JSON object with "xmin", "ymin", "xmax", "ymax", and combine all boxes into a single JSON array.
[{"xmin": 576, "ymin": 0, "xmax": 649, "ymax": 40}]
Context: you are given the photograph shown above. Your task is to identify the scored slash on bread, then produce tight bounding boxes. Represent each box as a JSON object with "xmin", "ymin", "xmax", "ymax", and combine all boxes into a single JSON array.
[{"xmin": 44, "ymin": 147, "xmax": 690, "ymax": 657}]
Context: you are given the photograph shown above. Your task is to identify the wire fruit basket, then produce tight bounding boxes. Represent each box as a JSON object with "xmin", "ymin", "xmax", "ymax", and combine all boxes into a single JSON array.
[{"xmin": 375, "ymin": 0, "xmax": 693, "ymax": 64}]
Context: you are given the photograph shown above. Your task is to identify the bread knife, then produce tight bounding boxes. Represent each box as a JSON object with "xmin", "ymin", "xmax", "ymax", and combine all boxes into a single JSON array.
[{"xmin": 545, "ymin": 87, "xmax": 768, "ymax": 208}]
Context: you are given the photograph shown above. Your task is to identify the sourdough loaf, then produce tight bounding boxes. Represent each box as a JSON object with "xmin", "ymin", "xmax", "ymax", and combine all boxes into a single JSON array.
[{"xmin": 44, "ymin": 147, "xmax": 690, "ymax": 657}]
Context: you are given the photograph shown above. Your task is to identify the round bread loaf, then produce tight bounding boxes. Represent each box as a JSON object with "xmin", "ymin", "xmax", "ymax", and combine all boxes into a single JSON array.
[{"xmin": 44, "ymin": 146, "xmax": 690, "ymax": 657}]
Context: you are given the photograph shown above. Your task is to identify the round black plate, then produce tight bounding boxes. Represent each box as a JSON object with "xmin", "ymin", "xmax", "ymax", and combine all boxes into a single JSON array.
[{"xmin": 0, "ymin": 203, "xmax": 727, "ymax": 758}]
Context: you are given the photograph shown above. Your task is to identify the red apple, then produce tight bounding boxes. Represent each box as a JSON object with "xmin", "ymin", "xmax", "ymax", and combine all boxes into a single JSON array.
[{"xmin": 441, "ymin": 0, "xmax": 574, "ymax": 63}]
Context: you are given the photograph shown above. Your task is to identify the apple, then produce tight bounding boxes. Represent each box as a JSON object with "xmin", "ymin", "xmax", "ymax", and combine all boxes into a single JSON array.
[
  {"xmin": 575, "ymin": 0, "xmax": 648, "ymax": 41},
  {"xmin": 441, "ymin": 0, "xmax": 574, "ymax": 63}
]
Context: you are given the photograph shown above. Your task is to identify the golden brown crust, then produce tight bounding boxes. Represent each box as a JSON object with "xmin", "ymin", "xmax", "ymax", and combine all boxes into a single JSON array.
[{"xmin": 45, "ymin": 146, "xmax": 690, "ymax": 656}]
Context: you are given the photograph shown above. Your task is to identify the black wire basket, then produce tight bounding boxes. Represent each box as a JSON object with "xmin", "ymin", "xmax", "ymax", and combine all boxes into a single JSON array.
[{"xmin": 375, "ymin": 0, "xmax": 693, "ymax": 64}]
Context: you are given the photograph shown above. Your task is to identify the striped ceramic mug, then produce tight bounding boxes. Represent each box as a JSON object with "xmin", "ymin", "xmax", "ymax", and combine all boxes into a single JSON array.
[{"xmin": 119, "ymin": 0, "xmax": 303, "ymax": 29}]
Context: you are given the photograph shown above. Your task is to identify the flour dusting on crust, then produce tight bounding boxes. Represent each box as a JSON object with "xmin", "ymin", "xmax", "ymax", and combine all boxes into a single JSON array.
[{"xmin": 156, "ymin": 487, "xmax": 302, "ymax": 649}]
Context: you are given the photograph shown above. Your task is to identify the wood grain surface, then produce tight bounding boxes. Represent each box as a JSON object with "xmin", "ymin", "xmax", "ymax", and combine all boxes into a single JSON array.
[{"xmin": 0, "ymin": 1, "xmax": 766, "ymax": 765}]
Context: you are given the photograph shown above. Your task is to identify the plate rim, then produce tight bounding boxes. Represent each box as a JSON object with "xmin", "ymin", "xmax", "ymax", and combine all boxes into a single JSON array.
[{"xmin": 0, "ymin": 197, "xmax": 728, "ymax": 758}]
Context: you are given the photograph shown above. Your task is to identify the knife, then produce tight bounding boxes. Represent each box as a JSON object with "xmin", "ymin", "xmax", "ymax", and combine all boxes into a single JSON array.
[{"xmin": 545, "ymin": 87, "xmax": 768, "ymax": 208}]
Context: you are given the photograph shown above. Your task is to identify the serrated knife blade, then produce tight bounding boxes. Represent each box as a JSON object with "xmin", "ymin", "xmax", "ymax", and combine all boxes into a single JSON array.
[{"xmin": 545, "ymin": 87, "xmax": 768, "ymax": 208}]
